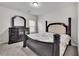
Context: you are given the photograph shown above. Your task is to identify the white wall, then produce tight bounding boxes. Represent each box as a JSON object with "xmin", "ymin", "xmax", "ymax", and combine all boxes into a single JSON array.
[
  {"xmin": 78, "ymin": 2, "xmax": 79, "ymax": 55},
  {"xmin": 38, "ymin": 2, "xmax": 78, "ymax": 46},
  {"xmin": 0, "ymin": 7, "xmax": 36, "ymax": 43}
]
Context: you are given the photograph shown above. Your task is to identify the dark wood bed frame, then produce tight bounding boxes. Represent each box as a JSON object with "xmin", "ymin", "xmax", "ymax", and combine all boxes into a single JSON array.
[
  {"xmin": 23, "ymin": 17, "xmax": 71, "ymax": 56},
  {"xmin": 46, "ymin": 18, "xmax": 71, "ymax": 36}
]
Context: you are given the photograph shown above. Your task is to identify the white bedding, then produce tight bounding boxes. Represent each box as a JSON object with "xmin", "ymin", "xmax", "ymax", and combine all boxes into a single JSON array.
[
  {"xmin": 27, "ymin": 32, "xmax": 70, "ymax": 56},
  {"xmin": 27, "ymin": 32, "xmax": 54, "ymax": 43}
]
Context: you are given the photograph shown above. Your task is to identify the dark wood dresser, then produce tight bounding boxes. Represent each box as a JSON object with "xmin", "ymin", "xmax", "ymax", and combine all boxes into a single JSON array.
[
  {"xmin": 8, "ymin": 27, "xmax": 29, "ymax": 44},
  {"xmin": 8, "ymin": 15, "xmax": 29, "ymax": 44}
]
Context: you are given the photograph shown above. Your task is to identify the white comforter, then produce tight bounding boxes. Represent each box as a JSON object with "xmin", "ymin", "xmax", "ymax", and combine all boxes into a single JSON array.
[
  {"xmin": 28, "ymin": 32, "xmax": 54, "ymax": 43},
  {"xmin": 27, "ymin": 32, "xmax": 70, "ymax": 56}
]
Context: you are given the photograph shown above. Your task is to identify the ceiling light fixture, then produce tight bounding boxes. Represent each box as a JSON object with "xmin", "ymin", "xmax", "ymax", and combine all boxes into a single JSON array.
[{"xmin": 32, "ymin": 2, "xmax": 39, "ymax": 7}]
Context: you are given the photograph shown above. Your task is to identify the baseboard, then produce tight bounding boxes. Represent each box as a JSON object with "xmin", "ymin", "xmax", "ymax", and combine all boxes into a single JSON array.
[
  {"xmin": 71, "ymin": 43, "xmax": 78, "ymax": 46},
  {"xmin": 0, "ymin": 41, "xmax": 8, "ymax": 44}
]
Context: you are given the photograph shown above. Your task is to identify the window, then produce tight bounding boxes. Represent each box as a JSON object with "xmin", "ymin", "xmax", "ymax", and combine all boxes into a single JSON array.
[{"xmin": 29, "ymin": 20, "xmax": 36, "ymax": 33}]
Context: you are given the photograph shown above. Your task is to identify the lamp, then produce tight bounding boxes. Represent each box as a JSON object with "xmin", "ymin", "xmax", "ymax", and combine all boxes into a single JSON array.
[{"xmin": 32, "ymin": 2, "xmax": 39, "ymax": 7}]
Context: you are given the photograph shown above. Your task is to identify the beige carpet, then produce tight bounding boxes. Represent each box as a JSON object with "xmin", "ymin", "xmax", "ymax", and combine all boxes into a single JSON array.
[
  {"xmin": 64, "ymin": 46, "xmax": 78, "ymax": 56},
  {"xmin": 0, "ymin": 42, "xmax": 37, "ymax": 56},
  {"xmin": 0, "ymin": 42, "xmax": 78, "ymax": 56}
]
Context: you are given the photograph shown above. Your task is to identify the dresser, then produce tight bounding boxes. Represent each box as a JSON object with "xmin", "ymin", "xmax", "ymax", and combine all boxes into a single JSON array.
[{"xmin": 8, "ymin": 27, "xmax": 29, "ymax": 44}]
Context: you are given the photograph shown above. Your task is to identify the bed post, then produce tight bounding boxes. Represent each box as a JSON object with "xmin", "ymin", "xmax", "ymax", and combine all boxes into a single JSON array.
[
  {"xmin": 23, "ymin": 35, "xmax": 28, "ymax": 48},
  {"xmin": 46, "ymin": 21, "xmax": 48, "ymax": 32},
  {"xmin": 68, "ymin": 17, "xmax": 71, "ymax": 36},
  {"xmin": 52, "ymin": 34, "xmax": 60, "ymax": 56},
  {"xmin": 68, "ymin": 17, "xmax": 71, "ymax": 45}
]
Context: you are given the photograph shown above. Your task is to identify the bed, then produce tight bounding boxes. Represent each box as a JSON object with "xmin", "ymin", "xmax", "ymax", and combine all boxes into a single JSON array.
[{"xmin": 23, "ymin": 17, "xmax": 71, "ymax": 56}]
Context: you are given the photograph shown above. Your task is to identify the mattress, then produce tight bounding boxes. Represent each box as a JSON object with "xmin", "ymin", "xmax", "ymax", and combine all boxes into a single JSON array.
[{"xmin": 27, "ymin": 32, "xmax": 70, "ymax": 56}]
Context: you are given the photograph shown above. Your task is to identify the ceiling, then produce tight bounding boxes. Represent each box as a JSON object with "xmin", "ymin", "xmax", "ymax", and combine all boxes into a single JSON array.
[{"xmin": 0, "ymin": 2, "xmax": 75, "ymax": 16}]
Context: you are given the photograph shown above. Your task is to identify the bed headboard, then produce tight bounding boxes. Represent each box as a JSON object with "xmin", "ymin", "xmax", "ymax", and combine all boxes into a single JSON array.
[{"xmin": 46, "ymin": 17, "xmax": 71, "ymax": 36}]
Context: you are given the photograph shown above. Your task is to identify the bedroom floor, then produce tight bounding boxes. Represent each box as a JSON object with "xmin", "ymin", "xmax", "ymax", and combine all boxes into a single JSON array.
[{"xmin": 0, "ymin": 42, "xmax": 78, "ymax": 56}]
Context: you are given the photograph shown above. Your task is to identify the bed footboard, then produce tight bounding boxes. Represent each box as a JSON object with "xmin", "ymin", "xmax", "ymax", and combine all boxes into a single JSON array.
[{"xmin": 23, "ymin": 34, "xmax": 60, "ymax": 56}]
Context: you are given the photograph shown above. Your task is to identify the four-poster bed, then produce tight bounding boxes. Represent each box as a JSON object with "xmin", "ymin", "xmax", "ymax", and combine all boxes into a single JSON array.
[{"xmin": 23, "ymin": 17, "xmax": 71, "ymax": 56}]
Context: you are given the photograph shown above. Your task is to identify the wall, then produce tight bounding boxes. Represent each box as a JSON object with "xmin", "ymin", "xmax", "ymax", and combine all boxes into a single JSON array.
[
  {"xmin": 0, "ymin": 7, "xmax": 36, "ymax": 43},
  {"xmin": 38, "ymin": 2, "xmax": 78, "ymax": 46},
  {"xmin": 78, "ymin": 2, "xmax": 79, "ymax": 55}
]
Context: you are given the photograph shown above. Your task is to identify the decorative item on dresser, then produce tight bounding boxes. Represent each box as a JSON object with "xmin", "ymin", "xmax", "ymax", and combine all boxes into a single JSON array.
[{"xmin": 8, "ymin": 15, "xmax": 29, "ymax": 44}]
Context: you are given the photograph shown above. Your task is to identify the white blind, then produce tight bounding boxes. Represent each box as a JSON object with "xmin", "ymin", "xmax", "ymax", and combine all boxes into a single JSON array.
[{"xmin": 29, "ymin": 20, "xmax": 36, "ymax": 33}]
